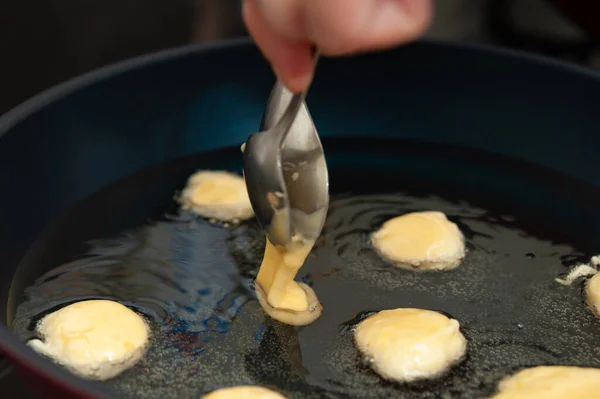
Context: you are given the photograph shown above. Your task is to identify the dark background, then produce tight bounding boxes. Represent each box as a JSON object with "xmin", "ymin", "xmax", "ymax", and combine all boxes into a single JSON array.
[
  {"xmin": 1, "ymin": 0, "xmax": 599, "ymax": 116},
  {"xmin": 0, "ymin": 0, "xmax": 599, "ymax": 396}
]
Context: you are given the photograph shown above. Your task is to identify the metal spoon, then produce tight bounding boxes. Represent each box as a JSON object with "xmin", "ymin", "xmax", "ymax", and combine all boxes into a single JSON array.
[{"xmin": 243, "ymin": 57, "xmax": 329, "ymax": 249}]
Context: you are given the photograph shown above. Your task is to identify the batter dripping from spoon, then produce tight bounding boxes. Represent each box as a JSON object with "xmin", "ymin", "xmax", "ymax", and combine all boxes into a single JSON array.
[{"xmin": 243, "ymin": 73, "xmax": 328, "ymax": 326}]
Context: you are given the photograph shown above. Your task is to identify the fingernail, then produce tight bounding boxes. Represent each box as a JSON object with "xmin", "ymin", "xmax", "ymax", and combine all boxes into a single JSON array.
[{"xmin": 273, "ymin": 67, "xmax": 312, "ymax": 93}]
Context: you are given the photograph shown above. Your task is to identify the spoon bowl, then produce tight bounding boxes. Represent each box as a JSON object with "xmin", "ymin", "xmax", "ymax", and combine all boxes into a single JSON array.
[{"xmin": 243, "ymin": 80, "xmax": 329, "ymax": 248}]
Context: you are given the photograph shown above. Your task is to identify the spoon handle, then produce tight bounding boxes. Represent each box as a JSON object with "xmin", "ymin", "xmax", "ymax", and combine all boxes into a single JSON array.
[{"xmin": 274, "ymin": 51, "xmax": 321, "ymax": 145}]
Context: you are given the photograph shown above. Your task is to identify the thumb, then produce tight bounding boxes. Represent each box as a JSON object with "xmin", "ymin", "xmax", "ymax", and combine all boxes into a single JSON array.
[
  {"xmin": 243, "ymin": 0, "xmax": 315, "ymax": 93},
  {"xmin": 243, "ymin": 0, "xmax": 432, "ymax": 92}
]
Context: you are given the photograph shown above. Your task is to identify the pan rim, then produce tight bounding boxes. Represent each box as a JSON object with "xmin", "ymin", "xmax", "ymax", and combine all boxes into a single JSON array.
[
  {"xmin": 2, "ymin": 37, "xmax": 600, "ymax": 138},
  {"xmin": 1, "ymin": 36, "xmax": 600, "ymax": 398}
]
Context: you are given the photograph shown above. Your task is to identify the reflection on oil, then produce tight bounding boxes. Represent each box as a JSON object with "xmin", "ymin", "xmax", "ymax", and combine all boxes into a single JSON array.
[{"xmin": 10, "ymin": 140, "xmax": 600, "ymax": 398}]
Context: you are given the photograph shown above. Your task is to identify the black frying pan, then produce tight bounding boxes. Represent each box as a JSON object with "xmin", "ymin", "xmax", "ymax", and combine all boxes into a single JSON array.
[{"xmin": 1, "ymin": 38, "xmax": 600, "ymax": 398}]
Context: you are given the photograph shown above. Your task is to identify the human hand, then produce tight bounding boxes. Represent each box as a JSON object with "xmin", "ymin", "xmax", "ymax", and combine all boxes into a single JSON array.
[{"xmin": 243, "ymin": 0, "xmax": 433, "ymax": 93}]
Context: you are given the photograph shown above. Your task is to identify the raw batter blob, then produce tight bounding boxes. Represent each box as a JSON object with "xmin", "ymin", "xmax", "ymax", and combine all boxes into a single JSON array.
[
  {"xmin": 255, "ymin": 237, "xmax": 322, "ymax": 326},
  {"xmin": 555, "ymin": 255, "xmax": 600, "ymax": 286},
  {"xmin": 555, "ymin": 264, "xmax": 597, "ymax": 286},
  {"xmin": 28, "ymin": 300, "xmax": 149, "ymax": 380},
  {"xmin": 371, "ymin": 211, "xmax": 465, "ymax": 270},
  {"xmin": 354, "ymin": 308, "xmax": 467, "ymax": 382},
  {"xmin": 490, "ymin": 366, "xmax": 600, "ymax": 399},
  {"xmin": 179, "ymin": 170, "xmax": 254, "ymax": 222},
  {"xmin": 585, "ymin": 273, "xmax": 600, "ymax": 316},
  {"xmin": 203, "ymin": 385, "xmax": 287, "ymax": 399}
]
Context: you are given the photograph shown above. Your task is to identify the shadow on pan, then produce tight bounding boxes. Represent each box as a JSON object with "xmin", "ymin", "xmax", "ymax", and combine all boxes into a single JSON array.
[{"xmin": 1, "ymin": 38, "xmax": 600, "ymax": 398}]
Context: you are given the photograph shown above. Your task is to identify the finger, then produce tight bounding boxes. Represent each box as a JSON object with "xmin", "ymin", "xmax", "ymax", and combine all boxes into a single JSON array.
[
  {"xmin": 253, "ymin": 0, "xmax": 433, "ymax": 55},
  {"xmin": 243, "ymin": 0, "xmax": 315, "ymax": 93},
  {"xmin": 251, "ymin": 0, "xmax": 309, "ymax": 41},
  {"xmin": 310, "ymin": 0, "xmax": 433, "ymax": 55}
]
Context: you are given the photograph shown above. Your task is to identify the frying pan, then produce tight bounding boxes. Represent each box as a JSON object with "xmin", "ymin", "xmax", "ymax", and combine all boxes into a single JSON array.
[{"xmin": 1, "ymin": 38, "xmax": 600, "ymax": 398}]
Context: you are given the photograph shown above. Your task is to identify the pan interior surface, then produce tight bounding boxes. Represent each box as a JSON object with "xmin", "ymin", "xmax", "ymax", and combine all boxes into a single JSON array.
[{"xmin": 9, "ymin": 138, "xmax": 600, "ymax": 399}]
